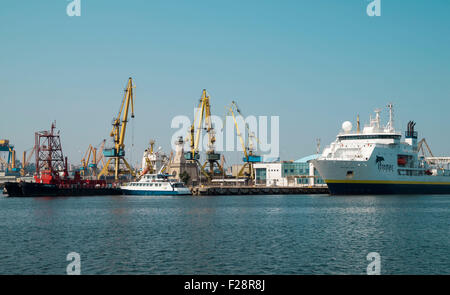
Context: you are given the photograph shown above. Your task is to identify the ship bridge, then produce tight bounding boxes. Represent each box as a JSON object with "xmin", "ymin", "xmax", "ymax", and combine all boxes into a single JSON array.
[
  {"xmin": 336, "ymin": 104, "xmax": 401, "ymax": 144},
  {"xmin": 320, "ymin": 104, "xmax": 403, "ymax": 161},
  {"xmin": 338, "ymin": 133, "xmax": 401, "ymax": 141}
]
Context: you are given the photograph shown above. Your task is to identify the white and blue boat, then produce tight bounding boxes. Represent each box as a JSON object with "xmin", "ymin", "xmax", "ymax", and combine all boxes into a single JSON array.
[{"xmin": 121, "ymin": 173, "xmax": 191, "ymax": 196}]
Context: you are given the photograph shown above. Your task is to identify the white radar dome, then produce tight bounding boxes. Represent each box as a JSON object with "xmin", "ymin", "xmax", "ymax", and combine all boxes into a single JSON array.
[{"xmin": 342, "ymin": 121, "xmax": 353, "ymax": 132}]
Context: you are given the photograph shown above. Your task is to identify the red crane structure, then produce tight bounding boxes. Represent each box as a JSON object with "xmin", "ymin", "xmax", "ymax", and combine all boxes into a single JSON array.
[
  {"xmin": 34, "ymin": 122, "xmax": 68, "ymax": 184},
  {"xmin": 33, "ymin": 122, "xmax": 106, "ymax": 187}
]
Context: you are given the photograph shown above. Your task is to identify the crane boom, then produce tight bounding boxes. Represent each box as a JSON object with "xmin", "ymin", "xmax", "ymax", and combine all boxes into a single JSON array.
[
  {"xmin": 226, "ymin": 104, "xmax": 248, "ymax": 159},
  {"xmin": 225, "ymin": 101, "xmax": 262, "ymax": 181},
  {"xmin": 81, "ymin": 144, "xmax": 94, "ymax": 168},
  {"xmin": 98, "ymin": 78, "xmax": 136, "ymax": 180},
  {"xmin": 118, "ymin": 79, "xmax": 135, "ymax": 148},
  {"xmin": 194, "ymin": 93, "xmax": 205, "ymax": 155},
  {"xmin": 95, "ymin": 139, "xmax": 106, "ymax": 165},
  {"xmin": 185, "ymin": 89, "xmax": 223, "ymax": 180}
]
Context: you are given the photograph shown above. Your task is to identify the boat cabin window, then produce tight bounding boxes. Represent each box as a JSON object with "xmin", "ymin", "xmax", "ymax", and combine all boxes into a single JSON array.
[
  {"xmin": 338, "ymin": 134, "xmax": 401, "ymax": 140},
  {"xmin": 397, "ymin": 154, "xmax": 413, "ymax": 168}
]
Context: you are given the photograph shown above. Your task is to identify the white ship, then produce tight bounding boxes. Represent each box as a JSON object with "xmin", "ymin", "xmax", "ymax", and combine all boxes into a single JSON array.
[
  {"xmin": 121, "ymin": 140, "xmax": 191, "ymax": 196},
  {"xmin": 121, "ymin": 173, "xmax": 191, "ymax": 195},
  {"xmin": 312, "ymin": 104, "xmax": 450, "ymax": 195}
]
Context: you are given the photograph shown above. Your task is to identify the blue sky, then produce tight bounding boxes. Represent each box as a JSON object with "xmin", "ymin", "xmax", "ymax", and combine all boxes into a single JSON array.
[{"xmin": 1, "ymin": 0, "xmax": 449, "ymax": 166}]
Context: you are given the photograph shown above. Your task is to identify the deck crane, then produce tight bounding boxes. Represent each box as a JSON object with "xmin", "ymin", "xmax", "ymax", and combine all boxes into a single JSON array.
[
  {"xmin": 140, "ymin": 140, "xmax": 156, "ymax": 177},
  {"xmin": 225, "ymin": 101, "xmax": 262, "ymax": 181},
  {"xmin": 98, "ymin": 78, "xmax": 136, "ymax": 181},
  {"xmin": 417, "ymin": 138, "xmax": 435, "ymax": 166},
  {"xmin": 160, "ymin": 151, "xmax": 173, "ymax": 174},
  {"xmin": 417, "ymin": 138, "xmax": 434, "ymax": 158},
  {"xmin": 140, "ymin": 140, "xmax": 172, "ymax": 176},
  {"xmin": 185, "ymin": 89, "xmax": 223, "ymax": 180}
]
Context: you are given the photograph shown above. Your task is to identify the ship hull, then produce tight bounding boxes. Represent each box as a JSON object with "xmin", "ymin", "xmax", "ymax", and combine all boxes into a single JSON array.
[
  {"xmin": 326, "ymin": 181, "xmax": 450, "ymax": 195},
  {"xmin": 313, "ymin": 159, "xmax": 450, "ymax": 195},
  {"xmin": 121, "ymin": 189, "xmax": 191, "ymax": 196},
  {"xmin": 4, "ymin": 182, "xmax": 122, "ymax": 197}
]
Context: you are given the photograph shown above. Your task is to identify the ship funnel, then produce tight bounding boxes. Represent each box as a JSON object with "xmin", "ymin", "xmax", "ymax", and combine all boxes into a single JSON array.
[{"xmin": 405, "ymin": 121, "xmax": 418, "ymax": 147}]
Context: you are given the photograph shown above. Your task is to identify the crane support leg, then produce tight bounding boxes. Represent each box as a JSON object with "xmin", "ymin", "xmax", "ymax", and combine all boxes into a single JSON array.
[{"xmin": 98, "ymin": 158, "xmax": 113, "ymax": 179}]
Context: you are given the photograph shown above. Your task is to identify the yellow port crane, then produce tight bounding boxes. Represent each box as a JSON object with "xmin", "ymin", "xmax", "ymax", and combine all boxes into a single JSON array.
[
  {"xmin": 0, "ymin": 140, "xmax": 20, "ymax": 174},
  {"xmin": 80, "ymin": 139, "xmax": 105, "ymax": 177},
  {"xmin": 98, "ymin": 78, "xmax": 136, "ymax": 180},
  {"xmin": 81, "ymin": 144, "xmax": 94, "ymax": 173},
  {"xmin": 225, "ymin": 101, "xmax": 262, "ymax": 181},
  {"xmin": 185, "ymin": 89, "xmax": 223, "ymax": 180},
  {"xmin": 21, "ymin": 146, "xmax": 36, "ymax": 176},
  {"xmin": 95, "ymin": 139, "xmax": 106, "ymax": 169}
]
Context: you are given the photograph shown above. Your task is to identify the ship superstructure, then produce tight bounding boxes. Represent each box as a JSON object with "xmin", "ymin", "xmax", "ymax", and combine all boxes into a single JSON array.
[
  {"xmin": 312, "ymin": 104, "xmax": 450, "ymax": 195},
  {"xmin": 140, "ymin": 140, "xmax": 167, "ymax": 176}
]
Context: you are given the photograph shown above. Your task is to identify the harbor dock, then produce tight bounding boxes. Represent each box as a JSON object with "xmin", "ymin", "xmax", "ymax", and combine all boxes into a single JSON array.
[{"xmin": 191, "ymin": 185, "xmax": 329, "ymax": 196}]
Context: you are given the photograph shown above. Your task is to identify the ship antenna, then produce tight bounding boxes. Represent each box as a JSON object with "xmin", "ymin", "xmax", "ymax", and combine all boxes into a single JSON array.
[
  {"xmin": 387, "ymin": 103, "xmax": 394, "ymax": 132},
  {"xmin": 357, "ymin": 114, "xmax": 360, "ymax": 133},
  {"xmin": 374, "ymin": 109, "xmax": 381, "ymax": 129}
]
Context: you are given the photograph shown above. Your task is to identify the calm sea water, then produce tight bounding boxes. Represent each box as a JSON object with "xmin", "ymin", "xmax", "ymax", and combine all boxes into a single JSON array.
[{"xmin": 0, "ymin": 192, "xmax": 448, "ymax": 274}]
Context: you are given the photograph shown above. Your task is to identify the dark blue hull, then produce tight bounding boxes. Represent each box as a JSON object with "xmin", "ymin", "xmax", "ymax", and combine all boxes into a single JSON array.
[
  {"xmin": 4, "ymin": 182, "xmax": 122, "ymax": 197},
  {"xmin": 327, "ymin": 182, "xmax": 450, "ymax": 195},
  {"xmin": 121, "ymin": 190, "xmax": 191, "ymax": 196}
]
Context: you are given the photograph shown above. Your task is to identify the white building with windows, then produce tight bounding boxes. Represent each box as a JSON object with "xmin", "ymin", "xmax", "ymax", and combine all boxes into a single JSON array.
[{"xmin": 253, "ymin": 155, "xmax": 326, "ymax": 187}]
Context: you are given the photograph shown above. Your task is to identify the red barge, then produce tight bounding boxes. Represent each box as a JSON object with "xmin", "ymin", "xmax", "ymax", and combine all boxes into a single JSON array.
[{"xmin": 4, "ymin": 123, "xmax": 121, "ymax": 197}]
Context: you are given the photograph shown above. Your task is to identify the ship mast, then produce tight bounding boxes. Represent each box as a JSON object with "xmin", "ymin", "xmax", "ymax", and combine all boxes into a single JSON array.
[{"xmin": 387, "ymin": 103, "xmax": 394, "ymax": 132}]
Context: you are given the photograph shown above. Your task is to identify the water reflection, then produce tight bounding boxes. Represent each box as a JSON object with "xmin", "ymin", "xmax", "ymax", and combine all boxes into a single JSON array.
[{"xmin": 0, "ymin": 194, "xmax": 448, "ymax": 274}]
